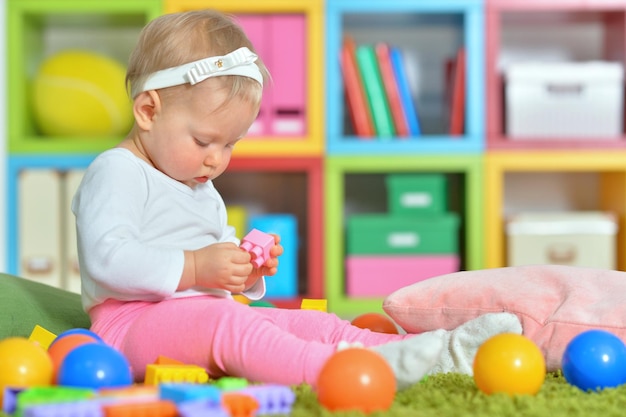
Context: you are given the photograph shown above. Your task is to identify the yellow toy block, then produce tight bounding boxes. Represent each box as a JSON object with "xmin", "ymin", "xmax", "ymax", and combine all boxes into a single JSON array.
[
  {"xmin": 144, "ymin": 364, "xmax": 210, "ymax": 385},
  {"xmin": 300, "ymin": 299, "xmax": 327, "ymax": 312},
  {"xmin": 28, "ymin": 325, "xmax": 57, "ymax": 350}
]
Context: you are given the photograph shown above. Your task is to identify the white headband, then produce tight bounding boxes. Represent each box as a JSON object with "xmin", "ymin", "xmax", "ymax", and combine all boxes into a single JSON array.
[{"xmin": 141, "ymin": 47, "xmax": 263, "ymax": 93}]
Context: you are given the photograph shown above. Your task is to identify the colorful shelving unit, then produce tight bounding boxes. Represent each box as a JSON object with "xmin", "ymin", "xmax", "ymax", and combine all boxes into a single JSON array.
[{"xmin": 6, "ymin": 0, "xmax": 626, "ymax": 318}]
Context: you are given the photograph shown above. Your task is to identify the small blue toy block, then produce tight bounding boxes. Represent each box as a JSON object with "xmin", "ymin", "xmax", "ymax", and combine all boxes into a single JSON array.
[
  {"xmin": 22, "ymin": 400, "xmax": 102, "ymax": 417},
  {"xmin": 3, "ymin": 387, "xmax": 24, "ymax": 415},
  {"xmin": 240, "ymin": 385, "xmax": 296, "ymax": 415},
  {"xmin": 248, "ymin": 214, "xmax": 298, "ymax": 298},
  {"xmin": 177, "ymin": 399, "xmax": 229, "ymax": 417},
  {"xmin": 159, "ymin": 384, "xmax": 221, "ymax": 405}
]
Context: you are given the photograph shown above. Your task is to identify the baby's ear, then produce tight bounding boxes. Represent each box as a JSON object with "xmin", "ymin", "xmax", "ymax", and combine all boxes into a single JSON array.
[{"xmin": 133, "ymin": 90, "xmax": 160, "ymax": 129}]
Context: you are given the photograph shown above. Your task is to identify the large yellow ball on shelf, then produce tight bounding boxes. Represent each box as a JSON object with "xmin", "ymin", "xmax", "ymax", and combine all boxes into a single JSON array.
[{"xmin": 32, "ymin": 49, "xmax": 133, "ymax": 138}]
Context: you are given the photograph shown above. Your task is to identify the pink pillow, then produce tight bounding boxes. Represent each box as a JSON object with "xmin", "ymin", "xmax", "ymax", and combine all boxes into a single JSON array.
[{"xmin": 382, "ymin": 264, "xmax": 626, "ymax": 371}]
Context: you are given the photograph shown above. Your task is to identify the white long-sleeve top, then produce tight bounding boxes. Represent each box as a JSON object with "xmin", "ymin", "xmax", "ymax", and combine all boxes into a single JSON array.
[{"xmin": 71, "ymin": 148, "xmax": 265, "ymax": 312}]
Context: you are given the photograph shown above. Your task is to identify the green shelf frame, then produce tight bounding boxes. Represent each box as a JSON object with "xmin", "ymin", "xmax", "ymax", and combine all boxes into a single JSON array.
[
  {"xmin": 7, "ymin": 0, "xmax": 163, "ymax": 154},
  {"xmin": 324, "ymin": 154, "xmax": 485, "ymax": 318}
]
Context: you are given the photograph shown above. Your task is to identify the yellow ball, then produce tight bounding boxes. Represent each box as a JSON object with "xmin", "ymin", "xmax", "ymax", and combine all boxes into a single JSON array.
[
  {"xmin": 0, "ymin": 337, "xmax": 53, "ymax": 404},
  {"xmin": 32, "ymin": 49, "xmax": 133, "ymax": 137},
  {"xmin": 473, "ymin": 333, "xmax": 546, "ymax": 395}
]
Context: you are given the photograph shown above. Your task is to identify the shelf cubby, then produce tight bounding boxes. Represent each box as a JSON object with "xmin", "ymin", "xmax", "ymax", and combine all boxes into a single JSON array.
[
  {"xmin": 324, "ymin": 154, "xmax": 484, "ymax": 317},
  {"xmin": 326, "ymin": 0, "xmax": 485, "ymax": 155},
  {"xmin": 7, "ymin": 0, "xmax": 162, "ymax": 154},
  {"xmin": 164, "ymin": 0, "xmax": 324, "ymax": 157},
  {"xmin": 484, "ymin": 150, "xmax": 626, "ymax": 269},
  {"xmin": 486, "ymin": 0, "xmax": 626, "ymax": 149},
  {"xmin": 215, "ymin": 156, "xmax": 324, "ymax": 308}
]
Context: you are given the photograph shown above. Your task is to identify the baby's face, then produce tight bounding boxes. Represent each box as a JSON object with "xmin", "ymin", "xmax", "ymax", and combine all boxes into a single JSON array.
[{"xmin": 145, "ymin": 81, "xmax": 259, "ymax": 188}]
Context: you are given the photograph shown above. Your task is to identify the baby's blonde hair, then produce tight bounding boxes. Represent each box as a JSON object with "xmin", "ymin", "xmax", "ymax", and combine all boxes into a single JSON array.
[{"xmin": 126, "ymin": 10, "xmax": 269, "ymax": 104}]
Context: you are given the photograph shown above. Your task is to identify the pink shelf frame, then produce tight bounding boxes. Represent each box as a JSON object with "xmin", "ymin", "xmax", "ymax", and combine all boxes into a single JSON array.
[
  {"xmin": 227, "ymin": 156, "xmax": 324, "ymax": 308},
  {"xmin": 486, "ymin": 0, "xmax": 626, "ymax": 149}
]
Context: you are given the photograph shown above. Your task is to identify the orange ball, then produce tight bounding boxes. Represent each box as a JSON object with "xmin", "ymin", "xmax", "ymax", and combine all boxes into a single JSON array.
[
  {"xmin": 351, "ymin": 313, "xmax": 399, "ymax": 334},
  {"xmin": 0, "ymin": 337, "xmax": 53, "ymax": 404},
  {"xmin": 48, "ymin": 334, "xmax": 99, "ymax": 383},
  {"xmin": 317, "ymin": 348, "xmax": 396, "ymax": 413}
]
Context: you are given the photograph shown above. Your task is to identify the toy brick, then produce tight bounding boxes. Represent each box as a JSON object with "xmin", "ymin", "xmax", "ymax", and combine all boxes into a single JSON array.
[
  {"xmin": 214, "ymin": 377, "xmax": 248, "ymax": 391},
  {"xmin": 23, "ymin": 400, "xmax": 102, "ymax": 417},
  {"xmin": 221, "ymin": 393, "xmax": 259, "ymax": 417},
  {"xmin": 159, "ymin": 384, "xmax": 220, "ymax": 404},
  {"xmin": 16, "ymin": 386, "xmax": 95, "ymax": 416},
  {"xmin": 240, "ymin": 229, "xmax": 274, "ymax": 268},
  {"xmin": 144, "ymin": 365, "xmax": 209, "ymax": 385},
  {"xmin": 177, "ymin": 399, "xmax": 229, "ymax": 417},
  {"xmin": 154, "ymin": 355, "xmax": 184, "ymax": 365},
  {"xmin": 3, "ymin": 387, "xmax": 24, "ymax": 415},
  {"xmin": 98, "ymin": 385, "xmax": 159, "ymax": 403},
  {"xmin": 240, "ymin": 385, "xmax": 296, "ymax": 415},
  {"xmin": 102, "ymin": 399, "xmax": 177, "ymax": 417},
  {"xmin": 28, "ymin": 325, "xmax": 57, "ymax": 350},
  {"xmin": 300, "ymin": 299, "xmax": 327, "ymax": 312}
]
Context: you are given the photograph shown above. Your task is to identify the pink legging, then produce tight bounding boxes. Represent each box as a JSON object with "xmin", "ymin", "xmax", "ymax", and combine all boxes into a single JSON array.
[{"xmin": 89, "ymin": 296, "xmax": 408, "ymax": 386}]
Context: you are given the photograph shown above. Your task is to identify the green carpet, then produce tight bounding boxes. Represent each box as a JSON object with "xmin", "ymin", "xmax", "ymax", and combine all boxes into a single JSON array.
[{"xmin": 289, "ymin": 372, "xmax": 626, "ymax": 417}]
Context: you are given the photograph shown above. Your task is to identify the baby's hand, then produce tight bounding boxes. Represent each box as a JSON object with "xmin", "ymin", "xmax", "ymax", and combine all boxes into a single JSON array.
[{"xmin": 187, "ymin": 242, "xmax": 254, "ymax": 293}]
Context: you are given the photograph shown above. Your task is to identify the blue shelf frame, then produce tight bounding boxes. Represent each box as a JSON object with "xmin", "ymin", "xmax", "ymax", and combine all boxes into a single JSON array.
[
  {"xmin": 6, "ymin": 155, "xmax": 97, "ymax": 276},
  {"xmin": 326, "ymin": 0, "xmax": 485, "ymax": 155}
]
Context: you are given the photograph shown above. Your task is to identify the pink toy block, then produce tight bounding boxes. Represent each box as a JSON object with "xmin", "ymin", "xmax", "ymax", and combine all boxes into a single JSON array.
[{"xmin": 240, "ymin": 229, "xmax": 274, "ymax": 268}]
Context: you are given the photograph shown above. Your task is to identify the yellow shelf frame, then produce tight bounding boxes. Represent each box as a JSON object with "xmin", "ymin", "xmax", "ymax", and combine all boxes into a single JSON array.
[
  {"xmin": 163, "ymin": 0, "xmax": 324, "ymax": 157},
  {"xmin": 484, "ymin": 150, "xmax": 626, "ymax": 270}
]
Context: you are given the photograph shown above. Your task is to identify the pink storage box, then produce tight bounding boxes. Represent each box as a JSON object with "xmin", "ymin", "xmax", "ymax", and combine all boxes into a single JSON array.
[{"xmin": 346, "ymin": 255, "xmax": 459, "ymax": 297}]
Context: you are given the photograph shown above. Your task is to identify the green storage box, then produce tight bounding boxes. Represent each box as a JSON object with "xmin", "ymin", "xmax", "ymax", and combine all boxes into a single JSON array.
[
  {"xmin": 346, "ymin": 213, "xmax": 460, "ymax": 255},
  {"xmin": 386, "ymin": 174, "xmax": 447, "ymax": 215}
]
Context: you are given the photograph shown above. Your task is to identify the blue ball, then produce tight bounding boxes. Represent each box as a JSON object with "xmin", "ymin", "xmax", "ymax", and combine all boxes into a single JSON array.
[
  {"xmin": 562, "ymin": 329, "xmax": 626, "ymax": 391},
  {"xmin": 57, "ymin": 343, "xmax": 133, "ymax": 389}
]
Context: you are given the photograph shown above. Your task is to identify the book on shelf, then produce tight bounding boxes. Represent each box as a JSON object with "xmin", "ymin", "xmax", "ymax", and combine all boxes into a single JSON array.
[
  {"xmin": 375, "ymin": 42, "xmax": 410, "ymax": 137},
  {"xmin": 340, "ymin": 36, "xmax": 375, "ymax": 138},
  {"xmin": 355, "ymin": 44, "xmax": 395, "ymax": 138},
  {"xmin": 388, "ymin": 46, "xmax": 421, "ymax": 137},
  {"xmin": 447, "ymin": 47, "xmax": 466, "ymax": 136}
]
